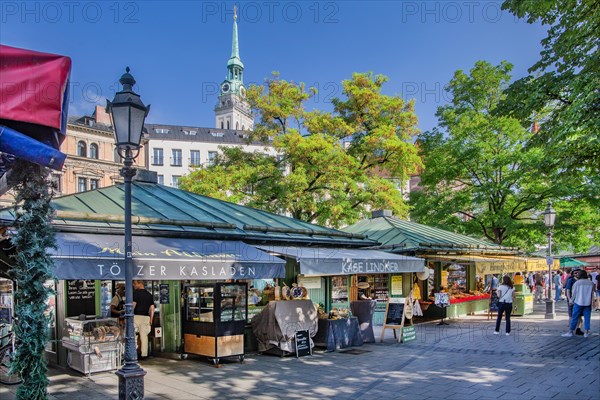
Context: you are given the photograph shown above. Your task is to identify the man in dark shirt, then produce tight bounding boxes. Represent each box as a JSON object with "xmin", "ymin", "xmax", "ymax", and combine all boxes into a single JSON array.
[{"xmin": 133, "ymin": 280, "xmax": 154, "ymax": 359}]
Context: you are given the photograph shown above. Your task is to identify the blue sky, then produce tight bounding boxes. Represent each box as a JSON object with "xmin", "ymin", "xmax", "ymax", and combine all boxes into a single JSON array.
[{"xmin": 1, "ymin": 1, "xmax": 547, "ymax": 133}]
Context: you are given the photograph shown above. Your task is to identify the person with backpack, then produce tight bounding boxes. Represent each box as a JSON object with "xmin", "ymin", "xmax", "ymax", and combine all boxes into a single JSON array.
[{"xmin": 534, "ymin": 272, "xmax": 544, "ymax": 303}]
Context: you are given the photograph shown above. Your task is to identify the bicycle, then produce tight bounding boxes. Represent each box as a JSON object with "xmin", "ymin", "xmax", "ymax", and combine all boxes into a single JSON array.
[{"xmin": 0, "ymin": 323, "xmax": 22, "ymax": 385}]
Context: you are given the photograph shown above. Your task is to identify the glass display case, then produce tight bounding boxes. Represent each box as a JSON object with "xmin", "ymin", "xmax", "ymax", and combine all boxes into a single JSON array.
[
  {"xmin": 182, "ymin": 282, "xmax": 247, "ymax": 365},
  {"xmin": 61, "ymin": 317, "xmax": 121, "ymax": 375}
]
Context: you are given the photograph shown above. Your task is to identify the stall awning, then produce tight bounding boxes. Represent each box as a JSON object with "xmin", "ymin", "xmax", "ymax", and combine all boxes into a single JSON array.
[
  {"xmin": 427, "ymin": 254, "xmax": 555, "ymax": 274},
  {"xmin": 256, "ymin": 245, "xmax": 425, "ymax": 276},
  {"xmin": 50, "ymin": 232, "xmax": 286, "ymax": 280}
]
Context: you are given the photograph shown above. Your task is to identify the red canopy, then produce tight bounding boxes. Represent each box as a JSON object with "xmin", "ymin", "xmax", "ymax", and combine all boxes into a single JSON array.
[{"xmin": 0, "ymin": 44, "xmax": 71, "ymax": 135}]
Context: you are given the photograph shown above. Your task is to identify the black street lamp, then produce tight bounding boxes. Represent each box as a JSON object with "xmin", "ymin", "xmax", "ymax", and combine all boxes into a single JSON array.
[
  {"xmin": 543, "ymin": 201, "xmax": 557, "ymax": 320},
  {"xmin": 107, "ymin": 67, "xmax": 150, "ymax": 400}
]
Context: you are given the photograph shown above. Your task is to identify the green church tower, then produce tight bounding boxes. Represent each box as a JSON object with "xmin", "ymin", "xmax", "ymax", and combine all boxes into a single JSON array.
[{"xmin": 215, "ymin": 6, "xmax": 253, "ymax": 131}]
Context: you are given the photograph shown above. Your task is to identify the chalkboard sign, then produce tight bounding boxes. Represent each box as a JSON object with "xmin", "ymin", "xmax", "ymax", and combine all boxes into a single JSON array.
[
  {"xmin": 385, "ymin": 302, "xmax": 405, "ymax": 325},
  {"xmin": 66, "ymin": 280, "xmax": 96, "ymax": 318},
  {"xmin": 159, "ymin": 284, "xmax": 169, "ymax": 304},
  {"xmin": 402, "ymin": 326, "xmax": 416, "ymax": 343},
  {"xmin": 489, "ymin": 290, "xmax": 499, "ymax": 312},
  {"xmin": 295, "ymin": 330, "xmax": 311, "ymax": 357}
]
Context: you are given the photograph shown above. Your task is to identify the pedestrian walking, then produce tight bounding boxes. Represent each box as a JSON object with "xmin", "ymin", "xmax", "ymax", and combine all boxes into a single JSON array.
[
  {"xmin": 554, "ymin": 270, "xmax": 563, "ymax": 301},
  {"xmin": 527, "ymin": 272, "xmax": 535, "ymax": 293},
  {"xmin": 562, "ymin": 270, "xmax": 595, "ymax": 338},
  {"xmin": 534, "ymin": 272, "xmax": 544, "ymax": 302},
  {"xmin": 133, "ymin": 280, "xmax": 155, "ymax": 359},
  {"xmin": 494, "ymin": 275, "xmax": 516, "ymax": 336}
]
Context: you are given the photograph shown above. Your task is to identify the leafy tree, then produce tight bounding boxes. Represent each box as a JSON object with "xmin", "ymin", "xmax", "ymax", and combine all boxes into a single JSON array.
[
  {"xmin": 500, "ymin": 0, "xmax": 599, "ymax": 173},
  {"xmin": 180, "ymin": 73, "xmax": 421, "ymax": 227},
  {"xmin": 410, "ymin": 61, "xmax": 597, "ymax": 250}
]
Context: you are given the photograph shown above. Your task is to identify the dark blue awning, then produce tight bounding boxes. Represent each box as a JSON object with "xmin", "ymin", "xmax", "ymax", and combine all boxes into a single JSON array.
[{"xmin": 50, "ymin": 232, "xmax": 285, "ymax": 280}]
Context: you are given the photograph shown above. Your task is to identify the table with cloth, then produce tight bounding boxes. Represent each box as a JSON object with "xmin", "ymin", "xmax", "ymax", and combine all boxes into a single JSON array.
[
  {"xmin": 350, "ymin": 300, "xmax": 376, "ymax": 343},
  {"xmin": 251, "ymin": 300, "xmax": 318, "ymax": 354},
  {"xmin": 313, "ymin": 317, "xmax": 364, "ymax": 352}
]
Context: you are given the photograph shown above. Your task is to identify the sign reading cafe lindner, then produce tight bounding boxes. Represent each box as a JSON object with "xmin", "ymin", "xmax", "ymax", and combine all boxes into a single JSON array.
[
  {"xmin": 341, "ymin": 258, "xmax": 409, "ymax": 274},
  {"xmin": 50, "ymin": 233, "xmax": 286, "ymax": 280}
]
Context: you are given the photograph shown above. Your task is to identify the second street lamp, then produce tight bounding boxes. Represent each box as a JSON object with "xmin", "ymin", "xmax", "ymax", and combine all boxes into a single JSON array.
[
  {"xmin": 543, "ymin": 201, "xmax": 557, "ymax": 320},
  {"xmin": 107, "ymin": 67, "xmax": 150, "ymax": 400}
]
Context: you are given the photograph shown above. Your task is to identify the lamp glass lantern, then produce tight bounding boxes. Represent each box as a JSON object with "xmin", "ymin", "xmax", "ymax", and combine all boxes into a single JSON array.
[
  {"xmin": 544, "ymin": 203, "xmax": 556, "ymax": 228},
  {"xmin": 106, "ymin": 67, "xmax": 150, "ymax": 151}
]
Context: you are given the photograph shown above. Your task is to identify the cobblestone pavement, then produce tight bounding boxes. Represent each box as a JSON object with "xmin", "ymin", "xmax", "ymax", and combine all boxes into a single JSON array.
[{"xmin": 2, "ymin": 301, "xmax": 598, "ymax": 399}]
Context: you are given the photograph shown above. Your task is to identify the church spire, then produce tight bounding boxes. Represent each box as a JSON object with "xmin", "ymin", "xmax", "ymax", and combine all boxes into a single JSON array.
[{"xmin": 228, "ymin": 5, "xmax": 243, "ymax": 69}]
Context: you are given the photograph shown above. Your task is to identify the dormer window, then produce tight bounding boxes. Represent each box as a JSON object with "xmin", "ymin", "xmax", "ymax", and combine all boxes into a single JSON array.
[
  {"xmin": 155, "ymin": 128, "xmax": 170, "ymax": 134},
  {"xmin": 210, "ymin": 131, "xmax": 224, "ymax": 137},
  {"xmin": 183, "ymin": 130, "xmax": 197, "ymax": 135}
]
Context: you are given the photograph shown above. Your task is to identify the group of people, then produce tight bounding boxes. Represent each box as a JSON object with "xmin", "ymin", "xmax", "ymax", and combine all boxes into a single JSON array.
[
  {"xmin": 109, "ymin": 280, "xmax": 155, "ymax": 360},
  {"xmin": 490, "ymin": 268, "xmax": 599, "ymax": 338}
]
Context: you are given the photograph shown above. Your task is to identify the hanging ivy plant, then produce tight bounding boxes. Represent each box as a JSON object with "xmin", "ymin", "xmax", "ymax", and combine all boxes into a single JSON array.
[{"xmin": 9, "ymin": 161, "xmax": 57, "ymax": 400}]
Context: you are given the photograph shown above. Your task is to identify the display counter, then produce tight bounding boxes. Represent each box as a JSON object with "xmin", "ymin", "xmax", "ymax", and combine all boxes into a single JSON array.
[
  {"xmin": 62, "ymin": 317, "xmax": 121, "ymax": 375},
  {"xmin": 424, "ymin": 294, "xmax": 491, "ymax": 319},
  {"xmin": 313, "ymin": 317, "xmax": 363, "ymax": 352},
  {"xmin": 182, "ymin": 282, "xmax": 247, "ymax": 365}
]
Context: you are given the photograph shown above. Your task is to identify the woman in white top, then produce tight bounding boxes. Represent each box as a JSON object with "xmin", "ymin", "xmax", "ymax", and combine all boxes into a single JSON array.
[{"xmin": 494, "ymin": 275, "xmax": 516, "ymax": 336}]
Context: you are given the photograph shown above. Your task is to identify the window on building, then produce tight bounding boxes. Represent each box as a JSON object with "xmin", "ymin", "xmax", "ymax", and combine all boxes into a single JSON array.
[
  {"xmin": 242, "ymin": 125, "xmax": 245, "ymax": 131},
  {"xmin": 89, "ymin": 143, "xmax": 99, "ymax": 159},
  {"xmin": 90, "ymin": 179, "xmax": 100, "ymax": 190},
  {"xmin": 77, "ymin": 141, "xmax": 87, "ymax": 157},
  {"xmin": 171, "ymin": 149, "xmax": 182, "ymax": 166},
  {"xmin": 77, "ymin": 177, "xmax": 87, "ymax": 192},
  {"xmin": 210, "ymin": 131, "xmax": 224, "ymax": 137},
  {"xmin": 226, "ymin": 121, "xmax": 230, "ymax": 129},
  {"xmin": 183, "ymin": 129, "xmax": 197, "ymax": 135},
  {"xmin": 152, "ymin": 148, "xmax": 164, "ymax": 165},
  {"xmin": 190, "ymin": 150, "xmax": 201, "ymax": 166},
  {"xmin": 236, "ymin": 122, "xmax": 239, "ymax": 130},
  {"xmin": 155, "ymin": 128, "xmax": 170, "ymax": 134},
  {"xmin": 157, "ymin": 175, "xmax": 164, "ymax": 185},
  {"xmin": 172, "ymin": 175, "xmax": 181, "ymax": 188},
  {"xmin": 208, "ymin": 151, "xmax": 218, "ymax": 166},
  {"xmin": 51, "ymin": 174, "xmax": 62, "ymax": 193}
]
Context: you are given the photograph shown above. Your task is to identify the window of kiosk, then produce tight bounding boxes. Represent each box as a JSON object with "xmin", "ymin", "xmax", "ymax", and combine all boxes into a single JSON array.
[
  {"xmin": 187, "ymin": 286, "xmax": 214, "ymax": 322},
  {"xmin": 331, "ymin": 276, "xmax": 348, "ymax": 307},
  {"xmin": 220, "ymin": 284, "xmax": 247, "ymax": 322}
]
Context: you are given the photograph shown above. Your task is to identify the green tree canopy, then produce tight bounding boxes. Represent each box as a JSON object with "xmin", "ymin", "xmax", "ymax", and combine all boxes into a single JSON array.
[
  {"xmin": 410, "ymin": 61, "xmax": 597, "ymax": 250},
  {"xmin": 180, "ymin": 73, "xmax": 421, "ymax": 227},
  {"xmin": 500, "ymin": 0, "xmax": 599, "ymax": 173}
]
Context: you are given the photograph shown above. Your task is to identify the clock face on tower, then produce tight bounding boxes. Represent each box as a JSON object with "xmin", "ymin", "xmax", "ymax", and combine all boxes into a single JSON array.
[
  {"xmin": 221, "ymin": 82, "xmax": 230, "ymax": 93},
  {"xmin": 239, "ymin": 86, "xmax": 246, "ymax": 98}
]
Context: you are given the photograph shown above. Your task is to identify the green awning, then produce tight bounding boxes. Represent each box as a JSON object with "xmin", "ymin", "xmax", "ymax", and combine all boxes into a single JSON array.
[{"xmin": 559, "ymin": 257, "xmax": 588, "ymax": 268}]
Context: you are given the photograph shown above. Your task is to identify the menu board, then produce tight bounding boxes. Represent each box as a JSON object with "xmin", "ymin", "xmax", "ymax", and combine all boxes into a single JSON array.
[
  {"xmin": 385, "ymin": 302, "xmax": 405, "ymax": 325},
  {"xmin": 391, "ymin": 276, "xmax": 403, "ymax": 296},
  {"xmin": 295, "ymin": 330, "xmax": 311, "ymax": 357},
  {"xmin": 66, "ymin": 280, "xmax": 96, "ymax": 317}
]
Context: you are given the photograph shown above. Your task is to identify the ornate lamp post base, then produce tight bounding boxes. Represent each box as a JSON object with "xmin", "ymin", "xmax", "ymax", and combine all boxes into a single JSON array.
[
  {"xmin": 545, "ymin": 299, "xmax": 555, "ymax": 319},
  {"xmin": 116, "ymin": 367, "xmax": 147, "ymax": 400}
]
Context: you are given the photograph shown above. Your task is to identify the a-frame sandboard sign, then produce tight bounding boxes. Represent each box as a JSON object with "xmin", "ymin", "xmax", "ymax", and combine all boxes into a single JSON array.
[{"xmin": 380, "ymin": 291, "xmax": 415, "ymax": 343}]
